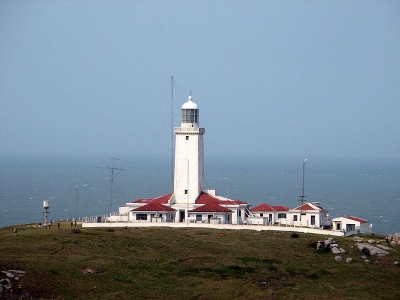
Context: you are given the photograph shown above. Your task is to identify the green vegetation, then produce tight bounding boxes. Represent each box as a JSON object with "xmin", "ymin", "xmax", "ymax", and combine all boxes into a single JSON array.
[{"xmin": 1, "ymin": 223, "xmax": 399, "ymax": 299}]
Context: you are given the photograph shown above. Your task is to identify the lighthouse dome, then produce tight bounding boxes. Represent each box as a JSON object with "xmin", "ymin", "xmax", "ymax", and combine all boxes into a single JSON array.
[{"xmin": 181, "ymin": 96, "xmax": 199, "ymax": 110}]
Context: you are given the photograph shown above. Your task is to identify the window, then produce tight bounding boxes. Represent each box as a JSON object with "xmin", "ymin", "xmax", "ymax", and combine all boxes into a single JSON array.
[
  {"xmin": 311, "ymin": 215, "xmax": 315, "ymax": 225},
  {"xmin": 184, "ymin": 189, "xmax": 188, "ymax": 194},
  {"xmin": 278, "ymin": 213, "xmax": 286, "ymax": 219},
  {"xmin": 293, "ymin": 215, "xmax": 298, "ymax": 221},
  {"xmin": 196, "ymin": 215, "xmax": 202, "ymax": 222},
  {"xmin": 260, "ymin": 213, "xmax": 263, "ymax": 217},
  {"xmin": 136, "ymin": 214, "xmax": 147, "ymax": 221},
  {"xmin": 182, "ymin": 109, "xmax": 199, "ymax": 123},
  {"xmin": 186, "ymin": 136, "xmax": 189, "ymax": 140}
]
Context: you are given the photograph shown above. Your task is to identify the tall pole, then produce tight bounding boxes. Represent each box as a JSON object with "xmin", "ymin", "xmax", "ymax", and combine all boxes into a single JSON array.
[
  {"xmin": 299, "ymin": 158, "xmax": 307, "ymax": 223},
  {"xmin": 171, "ymin": 75, "xmax": 174, "ymax": 192},
  {"xmin": 301, "ymin": 158, "xmax": 307, "ymax": 205}
]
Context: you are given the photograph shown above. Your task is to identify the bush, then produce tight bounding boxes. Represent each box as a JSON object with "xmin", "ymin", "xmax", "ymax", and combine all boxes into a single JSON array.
[
  {"xmin": 362, "ymin": 246, "xmax": 370, "ymax": 256},
  {"xmin": 291, "ymin": 232, "xmax": 299, "ymax": 238}
]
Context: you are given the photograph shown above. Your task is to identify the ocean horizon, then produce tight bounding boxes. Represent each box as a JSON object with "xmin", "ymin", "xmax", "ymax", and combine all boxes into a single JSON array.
[{"xmin": 1, "ymin": 153, "xmax": 399, "ymax": 235}]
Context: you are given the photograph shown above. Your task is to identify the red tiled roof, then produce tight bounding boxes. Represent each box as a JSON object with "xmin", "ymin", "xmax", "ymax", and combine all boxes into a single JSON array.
[
  {"xmin": 133, "ymin": 193, "xmax": 172, "ymax": 204},
  {"xmin": 346, "ymin": 215, "xmax": 368, "ymax": 223},
  {"xmin": 190, "ymin": 202, "xmax": 232, "ymax": 213},
  {"xmin": 271, "ymin": 205, "xmax": 289, "ymax": 211},
  {"xmin": 131, "ymin": 202, "xmax": 175, "ymax": 212},
  {"xmin": 293, "ymin": 203, "xmax": 321, "ymax": 211},
  {"xmin": 250, "ymin": 203, "xmax": 277, "ymax": 212},
  {"xmin": 196, "ymin": 192, "xmax": 247, "ymax": 206}
]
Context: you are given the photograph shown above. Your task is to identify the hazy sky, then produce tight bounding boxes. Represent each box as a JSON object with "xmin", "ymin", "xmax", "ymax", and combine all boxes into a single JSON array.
[{"xmin": 1, "ymin": 0, "xmax": 399, "ymax": 160}]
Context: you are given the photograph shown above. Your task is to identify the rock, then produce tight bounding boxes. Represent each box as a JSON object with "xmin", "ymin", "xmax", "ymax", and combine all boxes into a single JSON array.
[
  {"xmin": 331, "ymin": 243, "xmax": 339, "ymax": 248},
  {"xmin": 393, "ymin": 233, "xmax": 400, "ymax": 242},
  {"xmin": 362, "ymin": 255, "xmax": 368, "ymax": 259},
  {"xmin": 394, "ymin": 261, "xmax": 399, "ymax": 265},
  {"xmin": 368, "ymin": 239, "xmax": 376, "ymax": 244},
  {"xmin": 324, "ymin": 239, "xmax": 331, "ymax": 248},
  {"xmin": 391, "ymin": 241, "xmax": 397, "ymax": 246},
  {"xmin": 346, "ymin": 258, "xmax": 352, "ymax": 263},
  {"xmin": 365, "ymin": 260, "xmax": 370, "ymax": 263},
  {"xmin": 6, "ymin": 272, "xmax": 14, "ymax": 278},
  {"xmin": 354, "ymin": 237, "xmax": 362, "ymax": 242},
  {"xmin": 356, "ymin": 243, "xmax": 390, "ymax": 256},
  {"xmin": 335, "ymin": 256, "xmax": 342, "ymax": 261},
  {"xmin": 331, "ymin": 247, "xmax": 341, "ymax": 254},
  {"xmin": 316, "ymin": 242, "xmax": 323, "ymax": 249}
]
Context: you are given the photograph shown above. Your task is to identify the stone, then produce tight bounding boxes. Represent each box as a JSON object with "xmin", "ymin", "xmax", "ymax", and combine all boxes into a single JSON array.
[
  {"xmin": 361, "ymin": 255, "xmax": 367, "ymax": 259},
  {"xmin": 346, "ymin": 258, "xmax": 352, "ymax": 263},
  {"xmin": 335, "ymin": 256, "xmax": 342, "ymax": 261},
  {"xmin": 316, "ymin": 242, "xmax": 323, "ymax": 249},
  {"xmin": 324, "ymin": 239, "xmax": 331, "ymax": 248},
  {"xmin": 5, "ymin": 272, "xmax": 14, "ymax": 278},
  {"xmin": 391, "ymin": 241, "xmax": 397, "ymax": 246},
  {"xmin": 393, "ymin": 233, "xmax": 400, "ymax": 242},
  {"xmin": 365, "ymin": 260, "xmax": 370, "ymax": 263},
  {"xmin": 394, "ymin": 261, "xmax": 399, "ymax": 265},
  {"xmin": 368, "ymin": 239, "xmax": 376, "ymax": 244},
  {"xmin": 331, "ymin": 247, "xmax": 341, "ymax": 254}
]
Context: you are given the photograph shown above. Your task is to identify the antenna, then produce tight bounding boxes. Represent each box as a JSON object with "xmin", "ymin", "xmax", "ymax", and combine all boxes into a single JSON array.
[
  {"xmin": 299, "ymin": 158, "xmax": 307, "ymax": 205},
  {"xmin": 298, "ymin": 159, "xmax": 307, "ymax": 222},
  {"xmin": 171, "ymin": 75, "xmax": 174, "ymax": 192},
  {"xmin": 104, "ymin": 158, "xmax": 124, "ymax": 213}
]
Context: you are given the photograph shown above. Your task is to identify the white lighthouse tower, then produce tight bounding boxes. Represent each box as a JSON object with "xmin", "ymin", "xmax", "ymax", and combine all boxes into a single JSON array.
[{"xmin": 173, "ymin": 95, "xmax": 205, "ymax": 206}]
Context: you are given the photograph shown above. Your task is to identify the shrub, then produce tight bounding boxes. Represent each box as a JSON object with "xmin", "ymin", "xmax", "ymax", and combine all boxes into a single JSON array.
[
  {"xmin": 362, "ymin": 246, "xmax": 370, "ymax": 256},
  {"xmin": 291, "ymin": 232, "xmax": 299, "ymax": 238}
]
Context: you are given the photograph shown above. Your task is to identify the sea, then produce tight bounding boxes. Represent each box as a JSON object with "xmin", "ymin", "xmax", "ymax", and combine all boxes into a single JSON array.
[{"xmin": 1, "ymin": 153, "xmax": 399, "ymax": 235}]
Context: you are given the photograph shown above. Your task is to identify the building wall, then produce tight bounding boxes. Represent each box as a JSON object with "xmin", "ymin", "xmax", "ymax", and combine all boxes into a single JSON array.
[{"xmin": 174, "ymin": 128, "xmax": 205, "ymax": 205}]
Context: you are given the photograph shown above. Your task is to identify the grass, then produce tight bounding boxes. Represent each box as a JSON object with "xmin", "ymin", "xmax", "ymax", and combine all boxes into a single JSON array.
[{"xmin": 0, "ymin": 222, "xmax": 399, "ymax": 299}]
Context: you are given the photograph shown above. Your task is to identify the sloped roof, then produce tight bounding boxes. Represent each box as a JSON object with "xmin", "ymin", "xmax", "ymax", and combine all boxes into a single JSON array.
[
  {"xmin": 131, "ymin": 201, "xmax": 175, "ymax": 212},
  {"xmin": 133, "ymin": 193, "xmax": 172, "ymax": 205},
  {"xmin": 190, "ymin": 202, "xmax": 232, "ymax": 213},
  {"xmin": 251, "ymin": 203, "xmax": 278, "ymax": 212},
  {"xmin": 345, "ymin": 215, "xmax": 369, "ymax": 223},
  {"xmin": 196, "ymin": 191, "xmax": 247, "ymax": 205},
  {"xmin": 271, "ymin": 205, "xmax": 290, "ymax": 211},
  {"xmin": 293, "ymin": 203, "xmax": 324, "ymax": 211}
]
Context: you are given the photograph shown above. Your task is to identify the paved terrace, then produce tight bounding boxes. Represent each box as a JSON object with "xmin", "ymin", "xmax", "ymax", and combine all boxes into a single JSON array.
[{"xmin": 82, "ymin": 222, "xmax": 344, "ymax": 237}]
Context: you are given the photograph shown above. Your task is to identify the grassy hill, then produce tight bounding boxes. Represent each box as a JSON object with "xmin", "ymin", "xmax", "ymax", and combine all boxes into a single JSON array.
[{"xmin": 1, "ymin": 222, "xmax": 399, "ymax": 299}]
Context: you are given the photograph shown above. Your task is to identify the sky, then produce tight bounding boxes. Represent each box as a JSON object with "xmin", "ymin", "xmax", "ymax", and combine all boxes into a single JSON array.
[{"xmin": 1, "ymin": 0, "xmax": 399, "ymax": 160}]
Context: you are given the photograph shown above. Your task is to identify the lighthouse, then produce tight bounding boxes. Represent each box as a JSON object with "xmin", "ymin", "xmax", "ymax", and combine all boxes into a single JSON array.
[{"xmin": 173, "ymin": 95, "xmax": 205, "ymax": 205}]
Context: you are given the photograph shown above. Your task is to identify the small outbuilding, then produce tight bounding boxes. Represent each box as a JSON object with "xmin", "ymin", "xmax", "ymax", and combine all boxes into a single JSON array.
[{"xmin": 331, "ymin": 215, "xmax": 371, "ymax": 235}]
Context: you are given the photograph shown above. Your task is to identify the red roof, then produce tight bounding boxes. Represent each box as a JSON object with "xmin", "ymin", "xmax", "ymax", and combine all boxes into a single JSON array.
[
  {"xmin": 133, "ymin": 193, "xmax": 172, "ymax": 204},
  {"xmin": 271, "ymin": 205, "xmax": 289, "ymax": 211},
  {"xmin": 190, "ymin": 202, "xmax": 232, "ymax": 213},
  {"xmin": 196, "ymin": 192, "xmax": 247, "ymax": 205},
  {"xmin": 294, "ymin": 203, "xmax": 323, "ymax": 211},
  {"xmin": 251, "ymin": 203, "xmax": 277, "ymax": 212},
  {"xmin": 346, "ymin": 216, "xmax": 368, "ymax": 223},
  {"xmin": 131, "ymin": 202, "xmax": 175, "ymax": 212}
]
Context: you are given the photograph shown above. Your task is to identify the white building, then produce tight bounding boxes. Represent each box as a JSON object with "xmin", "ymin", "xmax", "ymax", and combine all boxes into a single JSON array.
[{"xmin": 332, "ymin": 215, "xmax": 371, "ymax": 235}]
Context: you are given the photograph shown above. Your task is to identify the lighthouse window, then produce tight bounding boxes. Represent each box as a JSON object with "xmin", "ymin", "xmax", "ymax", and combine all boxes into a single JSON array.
[
  {"xmin": 186, "ymin": 136, "xmax": 189, "ymax": 140},
  {"xmin": 182, "ymin": 109, "xmax": 199, "ymax": 123}
]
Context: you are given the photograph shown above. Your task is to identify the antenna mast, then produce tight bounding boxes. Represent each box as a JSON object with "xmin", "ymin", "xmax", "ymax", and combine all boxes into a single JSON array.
[
  {"xmin": 171, "ymin": 75, "xmax": 174, "ymax": 192},
  {"xmin": 107, "ymin": 158, "xmax": 124, "ymax": 213},
  {"xmin": 299, "ymin": 158, "xmax": 307, "ymax": 222},
  {"xmin": 300, "ymin": 158, "xmax": 307, "ymax": 205}
]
